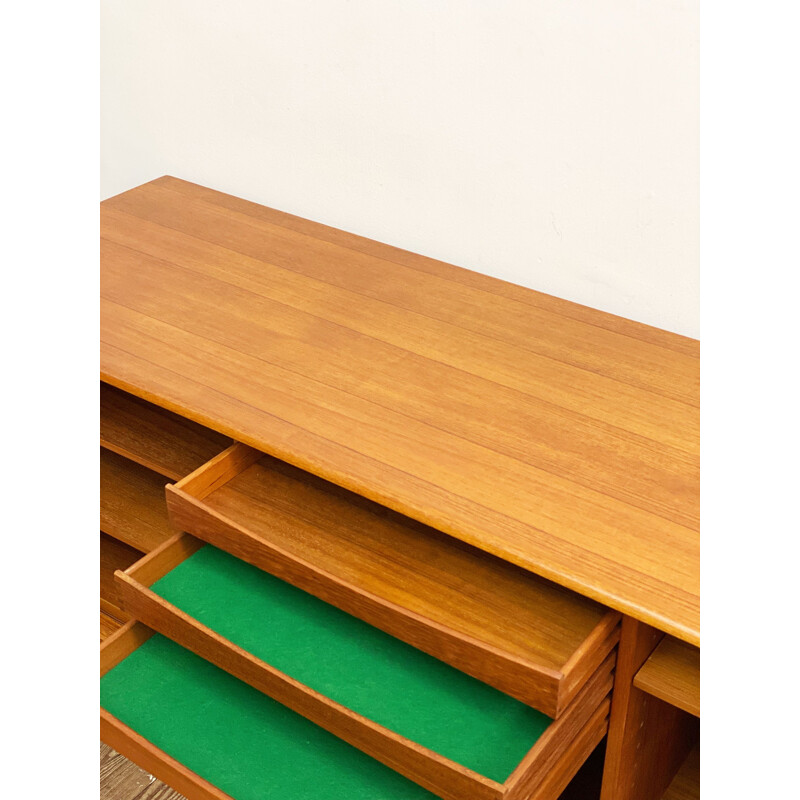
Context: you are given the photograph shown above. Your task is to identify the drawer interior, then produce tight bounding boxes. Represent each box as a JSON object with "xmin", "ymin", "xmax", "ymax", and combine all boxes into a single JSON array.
[
  {"xmin": 115, "ymin": 531, "xmax": 613, "ymax": 800},
  {"xmin": 167, "ymin": 443, "xmax": 619, "ymax": 717},
  {"xmin": 102, "ymin": 625, "xmax": 438, "ymax": 800},
  {"xmin": 100, "ymin": 448, "xmax": 174, "ymax": 553},
  {"xmin": 127, "ymin": 538, "xmax": 552, "ymax": 783},
  {"xmin": 101, "ymin": 381, "xmax": 231, "ymax": 480},
  {"xmin": 100, "ymin": 387, "xmax": 618, "ymax": 799}
]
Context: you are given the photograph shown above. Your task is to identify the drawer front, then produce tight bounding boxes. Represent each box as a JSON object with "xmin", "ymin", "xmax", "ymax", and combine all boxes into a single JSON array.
[{"xmin": 165, "ymin": 443, "xmax": 620, "ymax": 718}]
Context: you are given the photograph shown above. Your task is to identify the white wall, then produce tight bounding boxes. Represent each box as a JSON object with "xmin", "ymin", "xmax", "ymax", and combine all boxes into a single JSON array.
[{"xmin": 101, "ymin": 0, "xmax": 698, "ymax": 337}]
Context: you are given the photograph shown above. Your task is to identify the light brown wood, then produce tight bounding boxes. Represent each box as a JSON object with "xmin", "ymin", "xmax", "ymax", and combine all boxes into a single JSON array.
[
  {"xmin": 661, "ymin": 745, "xmax": 700, "ymax": 800},
  {"xmin": 100, "ymin": 448, "xmax": 174, "ymax": 553},
  {"xmin": 101, "ymin": 532, "xmax": 143, "ymax": 610},
  {"xmin": 529, "ymin": 701, "xmax": 609, "ymax": 800},
  {"xmin": 100, "ymin": 606, "xmax": 127, "ymax": 641},
  {"xmin": 101, "ymin": 596, "xmax": 129, "ymax": 622},
  {"xmin": 600, "ymin": 617, "xmax": 697, "ymax": 800},
  {"xmin": 101, "ymin": 177, "xmax": 699, "ymax": 644},
  {"xmin": 101, "ymin": 381, "xmax": 231, "ymax": 480},
  {"xmin": 115, "ymin": 560, "xmax": 503, "ymax": 800},
  {"xmin": 634, "ymin": 635, "xmax": 700, "ymax": 717},
  {"xmin": 165, "ymin": 450, "xmax": 619, "ymax": 717},
  {"xmin": 100, "ymin": 620, "xmax": 155, "ymax": 676},
  {"xmin": 121, "ymin": 531, "xmax": 205, "ymax": 588},
  {"xmin": 173, "ymin": 442, "xmax": 262, "ymax": 500},
  {"xmin": 504, "ymin": 654, "xmax": 614, "ymax": 800},
  {"xmin": 155, "ymin": 176, "xmax": 698, "ymax": 359}
]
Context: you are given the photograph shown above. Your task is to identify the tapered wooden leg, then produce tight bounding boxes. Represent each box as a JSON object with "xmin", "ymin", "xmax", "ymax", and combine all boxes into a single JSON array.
[{"xmin": 600, "ymin": 617, "xmax": 697, "ymax": 800}]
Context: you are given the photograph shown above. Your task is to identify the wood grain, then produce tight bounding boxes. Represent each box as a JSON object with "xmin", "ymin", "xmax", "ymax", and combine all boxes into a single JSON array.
[
  {"xmin": 504, "ymin": 653, "xmax": 614, "ymax": 800},
  {"xmin": 634, "ymin": 635, "xmax": 700, "ymax": 717},
  {"xmin": 600, "ymin": 617, "xmax": 697, "ymax": 800},
  {"xmin": 101, "ymin": 606, "xmax": 127, "ymax": 641},
  {"xmin": 101, "ymin": 381, "xmax": 230, "ymax": 480},
  {"xmin": 100, "ymin": 743, "xmax": 186, "ymax": 800},
  {"xmin": 166, "ymin": 450, "xmax": 618, "ymax": 717},
  {"xmin": 100, "ymin": 177, "xmax": 700, "ymax": 644},
  {"xmin": 173, "ymin": 442, "xmax": 262, "ymax": 500},
  {"xmin": 101, "ymin": 620, "xmax": 155, "ymax": 676},
  {"xmin": 115, "ymin": 565, "xmax": 503, "ymax": 800},
  {"xmin": 661, "ymin": 745, "xmax": 700, "ymax": 800},
  {"xmin": 120, "ymin": 531, "xmax": 205, "ymax": 588},
  {"xmin": 101, "ymin": 710, "xmax": 232, "ymax": 800},
  {"xmin": 100, "ymin": 448, "xmax": 174, "ymax": 553},
  {"xmin": 530, "ymin": 702, "xmax": 609, "ymax": 800},
  {"xmin": 154, "ymin": 176, "xmax": 698, "ymax": 360},
  {"xmin": 101, "ymin": 532, "xmax": 143, "ymax": 610}
]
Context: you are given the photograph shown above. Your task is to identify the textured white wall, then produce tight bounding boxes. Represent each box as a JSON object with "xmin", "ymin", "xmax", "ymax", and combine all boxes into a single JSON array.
[{"xmin": 101, "ymin": 0, "xmax": 699, "ymax": 337}]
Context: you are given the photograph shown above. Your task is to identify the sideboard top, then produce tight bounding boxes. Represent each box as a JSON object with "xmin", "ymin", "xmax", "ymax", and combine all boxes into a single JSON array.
[{"xmin": 100, "ymin": 176, "xmax": 699, "ymax": 645}]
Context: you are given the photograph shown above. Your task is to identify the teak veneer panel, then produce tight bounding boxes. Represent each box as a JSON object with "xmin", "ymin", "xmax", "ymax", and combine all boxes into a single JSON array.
[
  {"xmin": 100, "ymin": 448, "xmax": 173, "ymax": 553},
  {"xmin": 101, "ymin": 381, "xmax": 231, "ymax": 481},
  {"xmin": 661, "ymin": 745, "xmax": 700, "ymax": 800},
  {"xmin": 634, "ymin": 636, "xmax": 700, "ymax": 717},
  {"xmin": 166, "ymin": 446, "xmax": 619, "ymax": 717},
  {"xmin": 101, "ymin": 177, "xmax": 699, "ymax": 644}
]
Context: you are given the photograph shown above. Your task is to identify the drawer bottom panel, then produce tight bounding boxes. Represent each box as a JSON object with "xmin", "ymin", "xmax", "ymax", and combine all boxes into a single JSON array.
[{"xmin": 102, "ymin": 630, "xmax": 441, "ymax": 800}]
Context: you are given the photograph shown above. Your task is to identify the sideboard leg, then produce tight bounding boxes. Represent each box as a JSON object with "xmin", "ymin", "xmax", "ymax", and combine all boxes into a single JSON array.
[{"xmin": 599, "ymin": 616, "xmax": 697, "ymax": 800}]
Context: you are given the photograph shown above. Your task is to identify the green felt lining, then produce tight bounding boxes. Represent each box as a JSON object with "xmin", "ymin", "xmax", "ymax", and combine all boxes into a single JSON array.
[
  {"xmin": 101, "ymin": 634, "xmax": 437, "ymax": 800},
  {"xmin": 148, "ymin": 544, "xmax": 551, "ymax": 782}
]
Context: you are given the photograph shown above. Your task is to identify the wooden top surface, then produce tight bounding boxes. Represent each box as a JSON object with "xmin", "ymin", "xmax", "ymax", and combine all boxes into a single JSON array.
[
  {"xmin": 100, "ymin": 176, "xmax": 700, "ymax": 644},
  {"xmin": 634, "ymin": 636, "xmax": 700, "ymax": 716}
]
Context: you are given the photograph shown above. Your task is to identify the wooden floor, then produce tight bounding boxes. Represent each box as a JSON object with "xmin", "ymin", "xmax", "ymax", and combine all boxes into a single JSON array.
[{"xmin": 100, "ymin": 743, "xmax": 185, "ymax": 800}]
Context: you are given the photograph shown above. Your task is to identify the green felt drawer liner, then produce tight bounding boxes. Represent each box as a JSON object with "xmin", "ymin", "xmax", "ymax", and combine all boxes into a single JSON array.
[
  {"xmin": 149, "ymin": 545, "xmax": 552, "ymax": 782},
  {"xmin": 101, "ymin": 634, "xmax": 436, "ymax": 800}
]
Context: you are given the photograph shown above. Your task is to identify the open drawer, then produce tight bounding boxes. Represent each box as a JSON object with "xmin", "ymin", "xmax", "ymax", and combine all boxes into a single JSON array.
[
  {"xmin": 112, "ymin": 538, "xmax": 613, "ymax": 800},
  {"xmin": 101, "ymin": 622, "xmax": 437, "ymax": 800},
  {"xmin": 165, "ymin": 443, "xmax": 620, "ymax": 718}
]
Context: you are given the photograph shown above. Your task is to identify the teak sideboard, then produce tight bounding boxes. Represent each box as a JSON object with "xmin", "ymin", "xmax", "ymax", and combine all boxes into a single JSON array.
[{"xmin": 100, "ymin": 176, "xmax": 700, "ymax": 800}]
